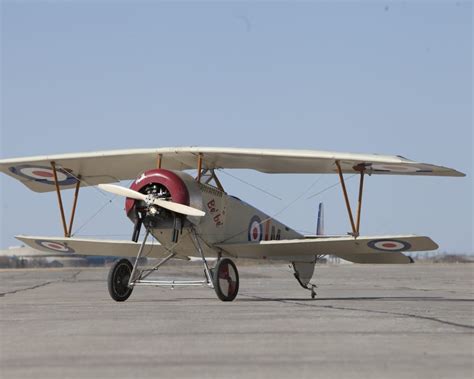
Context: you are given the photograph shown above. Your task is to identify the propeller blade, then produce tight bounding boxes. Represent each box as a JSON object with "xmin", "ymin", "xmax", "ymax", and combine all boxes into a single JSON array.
[
  {"xmin": 151, "ymin": 198, "xmax": 206, "ymax": 217},
  {"xmin": 97, "ymin": 184, "xmax": 206, "ymax": 217},
  {"xmin": 98, "ymin": 184, "xmax": 147, "ymax": 201}
]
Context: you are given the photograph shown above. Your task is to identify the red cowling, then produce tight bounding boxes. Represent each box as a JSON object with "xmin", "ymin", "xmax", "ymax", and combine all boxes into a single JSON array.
[{"xmin": 125, "ymin": 169, "xmax": 190, "ymax": 216}]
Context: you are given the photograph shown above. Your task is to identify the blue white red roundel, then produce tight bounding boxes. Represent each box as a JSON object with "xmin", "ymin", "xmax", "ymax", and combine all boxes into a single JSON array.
[
  {"xmin": 371, "ymin": 164, "xmax": 426, "ymax": 173},
  {"xmin": 35, "ymin": 240, "xmax": 75, "ymax": 253},
  {"xmin": 367, "ymin": 239, "xmax": 411, "ymax": 252},
  {"xmin": 8, "ymin": 165, "xmax": 78, "ymax": 186},
  {"xmin": 248, "ymin": 215, "xmax": 263, "ymax": 242}
]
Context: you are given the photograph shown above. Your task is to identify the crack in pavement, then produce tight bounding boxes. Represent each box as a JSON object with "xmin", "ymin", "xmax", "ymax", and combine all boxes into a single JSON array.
[
  {"xmin": 0, "ymin": 270, "xmax": 82, "ymax": 298},
  {"xmin": 239, "ymin": 293, "xmax": 474, "ymax": 331},
  {"xmin": 63, "ymin": 270, "xmax": 82, "ymax": 282}
]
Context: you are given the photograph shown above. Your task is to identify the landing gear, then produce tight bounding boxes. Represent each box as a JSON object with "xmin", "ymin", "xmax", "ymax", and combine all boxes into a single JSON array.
[
  {"xmin": 292, "ymin": 261, "xmax": 318, "ymax": 299},
  {"xmin": 106, "ymin": 227, "xmax": 240, "ymax": 303},
  {"xmin": 191, "ymin": 228, "xmax": 239, "ymax": 302},
  {"xmin": 108, "ymin": 258, "xmax": 134, "ymax": 302},
  {"xmin": 212, "ymin": 258, "xmax": 239, "ymax": 302},
  {"xmin": 310, "ymin": 284, "xmax": 317, "ymax": 299}
]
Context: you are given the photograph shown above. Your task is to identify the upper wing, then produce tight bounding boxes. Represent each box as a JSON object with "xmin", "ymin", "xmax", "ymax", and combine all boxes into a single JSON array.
[
  {"xmin": 216, "ymin": 235, "xmax": 438, "ymax": 263},
  {"xmin": 0, "ymin": 147, "xmax": 464, "ymax": 192},
  {"xmin": 15, "ymin": 235, "xmax": 188, "ymax": 260}
]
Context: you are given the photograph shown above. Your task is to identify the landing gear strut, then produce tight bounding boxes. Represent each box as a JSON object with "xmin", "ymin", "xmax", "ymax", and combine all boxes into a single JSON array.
[
  {"xmin": 191, "ymin": 228, "xmax": 239, "ymax": 302},
  {"xmin": 106, "ymin": 227, "xmax": 240, "ymax": 302}
]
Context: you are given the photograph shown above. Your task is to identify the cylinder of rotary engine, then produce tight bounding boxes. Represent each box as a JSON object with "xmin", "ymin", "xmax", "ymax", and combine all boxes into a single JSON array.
[{"xmin": 126, "ymin": 169, "xmax": 191, "ymax": 229}]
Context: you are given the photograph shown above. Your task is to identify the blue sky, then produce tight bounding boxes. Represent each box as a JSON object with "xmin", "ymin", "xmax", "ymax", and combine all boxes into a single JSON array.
[{"xmin": 1, "ymin": 1, "xmax": 472, "ymax": 253}]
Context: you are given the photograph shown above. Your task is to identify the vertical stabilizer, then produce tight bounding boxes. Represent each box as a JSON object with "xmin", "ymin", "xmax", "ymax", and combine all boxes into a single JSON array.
[{"xmin": 316, "ymin": 202, "xmax": 325, "ymax": 236}]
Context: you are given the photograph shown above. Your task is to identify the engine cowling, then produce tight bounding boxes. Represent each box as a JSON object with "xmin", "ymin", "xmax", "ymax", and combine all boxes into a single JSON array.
[{"xmin": 126, "ymin": 169, "xmax": 190, "ymax": 229}]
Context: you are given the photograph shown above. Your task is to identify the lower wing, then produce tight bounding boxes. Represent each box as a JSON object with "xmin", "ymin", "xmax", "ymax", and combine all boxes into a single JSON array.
[
  {"xmin": 16, "ymin": 234, "xmax": 437, "ymax": 264},
  {"xmin": 217, "ymin": 235, "xmax": 438, "ymax": 263},
  {"xmin": 15, "ymin": 235, "xmax": 188, "ymax": 260}
]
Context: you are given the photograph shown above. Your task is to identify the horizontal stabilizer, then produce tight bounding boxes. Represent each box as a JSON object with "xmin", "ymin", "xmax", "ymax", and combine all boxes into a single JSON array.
[
  {"xmin": 15, "ymin": 235, "xmax": 185, "ymax": 259},
  {"xmin": 217, "ymin": 235, "xmax": 437, "ymax": 263}
]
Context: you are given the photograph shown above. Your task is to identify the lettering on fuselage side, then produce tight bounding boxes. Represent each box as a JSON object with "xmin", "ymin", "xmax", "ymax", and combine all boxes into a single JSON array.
[
  {"xmin": 207, "ymin": 199, "xmax": 223, "ymax": 227},
  {"xmin": 199, "ymin": 183, "xmax": 223, "ymax": 198},
  {"xmin": 264, "ymin": 219, "xmax": 271, "ymax": 240}
]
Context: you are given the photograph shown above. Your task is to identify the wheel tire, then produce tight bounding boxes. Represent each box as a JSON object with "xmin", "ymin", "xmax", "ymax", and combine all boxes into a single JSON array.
[
  {"xmin": 212, "ymin": 258, "xmax": 239, "ymax": 302},
  {"xmin": 108, "ymin": 259, "xmax": 134, "ymax": 302}
]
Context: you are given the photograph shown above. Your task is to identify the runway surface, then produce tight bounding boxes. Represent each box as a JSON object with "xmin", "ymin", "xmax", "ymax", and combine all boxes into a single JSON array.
[{"xmin": 1, "ymin": 263, "xmax": 473, "ymax": 379}]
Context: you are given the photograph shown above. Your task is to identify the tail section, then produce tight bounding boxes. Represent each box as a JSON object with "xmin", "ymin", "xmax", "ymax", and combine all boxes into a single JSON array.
[
  {"xmin": 290, "ymin": 202, "xmax": 324, "ymax": 297},
  {"xmin": 316, "ymin": 202, "xmax": 325, "ymax": 236}
]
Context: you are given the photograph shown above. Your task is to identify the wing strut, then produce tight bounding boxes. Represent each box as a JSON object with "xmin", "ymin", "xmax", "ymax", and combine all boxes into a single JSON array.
[
  {"xmin": 194, "ymin": 153, "xmax": 225, "ymax": 191},
  {"xmin": 196, "ymin": 153, "xmax": 203, "ymax": 182},
  {"xmin": 335, "ymin": 161, "xmax": 366, "ymax": 238},
  {"xmin": 50, "ymin": 161, "xmax": 81, "ymax": 237},
  {"xmin": 355, "ymin": 167, "xmax": 365, "ymax": 234}
]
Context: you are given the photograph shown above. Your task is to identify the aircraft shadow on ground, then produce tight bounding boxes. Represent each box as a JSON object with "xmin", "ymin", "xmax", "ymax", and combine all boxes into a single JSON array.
[
  {"xmin": 129, "ymin": 296, "xmax": 474, "ymax": 303},
  {"xmin": 236, "ymin": 296, "xmax": 474, "ymax": 303}
]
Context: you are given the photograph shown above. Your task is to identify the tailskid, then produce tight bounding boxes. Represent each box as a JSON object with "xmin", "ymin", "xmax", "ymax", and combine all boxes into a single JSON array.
[{"xmin": 292, "ymin": 260, "xmax": 318, "ymax": 299}]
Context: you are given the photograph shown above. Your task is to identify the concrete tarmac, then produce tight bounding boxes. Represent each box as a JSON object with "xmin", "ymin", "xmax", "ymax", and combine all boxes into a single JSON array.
[{"xmin": 0, "ymin": 263, "xmax": 473, "ymax": 379}]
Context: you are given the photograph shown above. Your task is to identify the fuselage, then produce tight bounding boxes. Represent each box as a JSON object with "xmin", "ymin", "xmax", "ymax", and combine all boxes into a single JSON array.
[{"xmin": 139, "ymin": 171, "xmax": 301, "ymax": 259}]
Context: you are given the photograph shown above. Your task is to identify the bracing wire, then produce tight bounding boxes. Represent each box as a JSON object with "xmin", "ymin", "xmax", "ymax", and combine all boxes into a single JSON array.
[
  {"xmin": 306, "ymin": 174, "xmax": 357, "ymax": 200},
  {"xmin": 218, "ymin": 173, "xmax": 357, "ymax": 243},
  {"xmin": 218, "ymin": 174, "xmax": 320, "ymax": 243},
  {"xmin": 71, "ymin": 179, "xmax": 135, "ymax": 237},
  {"xmin": 72, "ymin": 198, "xmax": 117, "ymax": 236},
  {"xmin": 217, "ymin": 169, "xmax": 283, "ymax": 200},
  {"xmin": 55, "ymin": 165, "xmax": 108, "ymax": 198},
  {"xmin": 270, "ymin": 175, "xmax": 324, "ymax": 219}
]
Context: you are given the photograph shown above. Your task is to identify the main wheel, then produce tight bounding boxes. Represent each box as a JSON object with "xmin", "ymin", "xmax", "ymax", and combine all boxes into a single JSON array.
[
  {"xmin": 212, "ymin": 258, "xmax": 239, "ymax": 302},
  {"xmin": 108, "ymin": 259, "xmax": 134, "ymax": 302}
]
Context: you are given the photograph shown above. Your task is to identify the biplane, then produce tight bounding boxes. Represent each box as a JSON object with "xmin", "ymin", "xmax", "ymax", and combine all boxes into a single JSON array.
[{"xmin": 0, "ymin": 147, "xmax": 465, "ymax": 301}]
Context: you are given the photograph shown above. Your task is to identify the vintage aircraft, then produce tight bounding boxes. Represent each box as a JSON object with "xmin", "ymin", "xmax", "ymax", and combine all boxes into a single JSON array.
[{"xmin": 0, "ymin": 147, "xmax": 465, "ymax": 301}]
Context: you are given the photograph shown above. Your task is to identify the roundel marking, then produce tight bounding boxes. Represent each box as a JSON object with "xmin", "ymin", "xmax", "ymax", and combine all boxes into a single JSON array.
[
  {"xmin": 32, "ymin": 170, "xmax": 54, "ymax": 178},
  {"xmin": 35, "ymin": 240, "xmax": 75, "ymax": 253},
  {"xmin": 367, "ymin": 239, "xmax": 411, "ymax": 252},
  {"xmin": 371, "ymin": 164, "xmax": 425, "ymax": 173},
  {"xmin": 8, "ymin": 165, "xmax": 78, "ymax": 186},
  {"xmin": 248, "ymin": 215, "xmax": 263, "ymax": 242}
]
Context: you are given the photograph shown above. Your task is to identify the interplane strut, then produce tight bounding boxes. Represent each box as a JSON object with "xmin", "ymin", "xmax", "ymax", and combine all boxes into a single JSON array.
[
  {"xmin": 335, "ymin": 161, "xmax": 366, "ymax": 238},
  {"xmin": 50, "ymin": 161, "xmax": 81, "ymax": 238}
]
